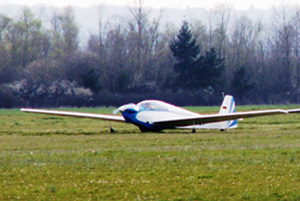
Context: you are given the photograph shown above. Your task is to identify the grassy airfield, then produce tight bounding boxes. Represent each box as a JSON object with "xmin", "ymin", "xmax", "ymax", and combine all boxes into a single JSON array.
[{"xmin": 1, "ymin": 106, "xmax": 300, "ymax": 200}]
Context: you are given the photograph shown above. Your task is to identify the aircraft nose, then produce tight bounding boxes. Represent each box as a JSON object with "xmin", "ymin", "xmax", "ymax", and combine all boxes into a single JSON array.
[
  {"xmin": 114, "ymin": 103, "xmax": 139, "ymax": 114},
  {"xmin": 113, "ymin": 108, "xmax": 120, "ymax": 115}
]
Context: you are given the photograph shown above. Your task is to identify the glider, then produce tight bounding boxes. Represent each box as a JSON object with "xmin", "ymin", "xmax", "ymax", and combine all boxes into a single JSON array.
[{"xmin": 21, "ymin": 95, "xmax": 300, "ymax": 132}]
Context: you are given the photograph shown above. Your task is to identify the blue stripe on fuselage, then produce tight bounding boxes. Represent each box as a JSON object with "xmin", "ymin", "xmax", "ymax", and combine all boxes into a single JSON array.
[
  {"xmin": 121, "ymin": 110, "xmax": 165, "ymax": 132},
  {"xmin": 229, "ymin": 120, "xmax": 238, "ymax": 128}
]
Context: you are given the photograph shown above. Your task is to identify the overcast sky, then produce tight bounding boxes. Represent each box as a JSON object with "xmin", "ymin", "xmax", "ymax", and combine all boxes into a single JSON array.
[{"xmin": 0, "ymin": 0, "xmax": 298, "ymax": 10}]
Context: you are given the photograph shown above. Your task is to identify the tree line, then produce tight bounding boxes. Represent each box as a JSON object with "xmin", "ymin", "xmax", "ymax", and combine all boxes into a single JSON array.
[{"xmin": 1, "ymin": 2, "xmax": 300, "ymax": 108}]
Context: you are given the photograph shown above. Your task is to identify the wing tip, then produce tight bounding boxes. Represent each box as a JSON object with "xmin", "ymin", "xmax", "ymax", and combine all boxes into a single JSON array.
[
  {"xmin": 287, "ymin": 108, "xmax": 300, "ymax": 114},
  {"xmin": 20, "ymin": 108, "xmax": 27, "ymax": 112}
]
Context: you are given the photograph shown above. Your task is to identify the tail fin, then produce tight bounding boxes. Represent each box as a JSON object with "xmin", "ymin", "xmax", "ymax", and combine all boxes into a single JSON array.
[
  {"xmin": 219, "ymin": 95, "xmax": 238, "ymax": 129},
  {"xmin": 219, "ymin": 95, "xmax": 236, "ymax": 114}
]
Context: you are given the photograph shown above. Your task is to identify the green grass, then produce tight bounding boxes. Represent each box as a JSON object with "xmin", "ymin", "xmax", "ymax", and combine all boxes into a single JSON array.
[{"xmin": 1, "ymin": 106, "xmax": 300, "ymax": 200}]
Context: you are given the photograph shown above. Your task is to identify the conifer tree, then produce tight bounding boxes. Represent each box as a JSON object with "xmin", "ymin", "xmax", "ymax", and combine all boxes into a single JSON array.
[
  {"xmin": 196, "ymin": 48, "xmax": 223, "ymax": 89},
  {"xmin": 170, "ymin": 21, "xmax": 201, "ymax": 89},
  {"xmin": 170, "ymin": 21, "xmax": 223, "ymax": 91}
]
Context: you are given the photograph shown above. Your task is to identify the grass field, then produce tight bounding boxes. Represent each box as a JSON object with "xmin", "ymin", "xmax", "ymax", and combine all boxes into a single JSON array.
[{"xmin": 1, "ymin": 105, "xmax": 300, "ymax": 200}]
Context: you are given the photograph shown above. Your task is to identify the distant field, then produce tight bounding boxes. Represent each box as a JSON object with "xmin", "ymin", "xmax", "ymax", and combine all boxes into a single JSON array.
[{"xmin": 1, "ymin": 106, "xmax": 300, "ymax": 200}]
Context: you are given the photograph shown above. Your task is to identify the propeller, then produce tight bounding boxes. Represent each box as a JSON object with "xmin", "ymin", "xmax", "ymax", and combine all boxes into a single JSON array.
[
  {"xmin": 112, "ymin": 103, "xmax": 139, "ymax": 115},
  {"xmin": 113, "ymin": 108, "xmax": 120, "ymax": 115}
]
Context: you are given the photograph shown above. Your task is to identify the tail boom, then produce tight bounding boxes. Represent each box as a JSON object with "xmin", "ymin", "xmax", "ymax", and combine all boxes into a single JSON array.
[{"xmin": 178, "ymin": 95, "xmax": 238, "ymax": 130}]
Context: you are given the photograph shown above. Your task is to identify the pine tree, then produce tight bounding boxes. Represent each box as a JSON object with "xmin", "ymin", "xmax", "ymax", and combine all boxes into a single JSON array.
[
  {"xmin": 231, "ymin": 67, "xmax": 254, "ymax": 100},
  {"xmin": 170, "ymin": 21, "xmax": 201, "ymax": 89},
  {"xmin": 196, "ymin": 48, "xmax": 223, "ymax": 89},
  {"xmin": 170, "ymin": 21, "xmax": 223, "ymax": 91}
]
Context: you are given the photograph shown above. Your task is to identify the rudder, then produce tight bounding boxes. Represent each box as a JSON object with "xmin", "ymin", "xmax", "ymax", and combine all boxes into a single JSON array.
[{"xmin": 219, "ymin": 95, "xmax": 238, "ymax": 129}]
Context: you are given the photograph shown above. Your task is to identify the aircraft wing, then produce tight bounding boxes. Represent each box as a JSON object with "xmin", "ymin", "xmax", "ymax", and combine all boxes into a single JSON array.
[
  {"xmin": 287, "ymin": 108, "xmax": 300, "ymax": 113},
  {"xmin": 152, "ymin": 109, "xmax": 288, "ymax": 127},
  {"xmin": 21, "ymin": 108, "xmax": 125, "ymax": 122}
]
